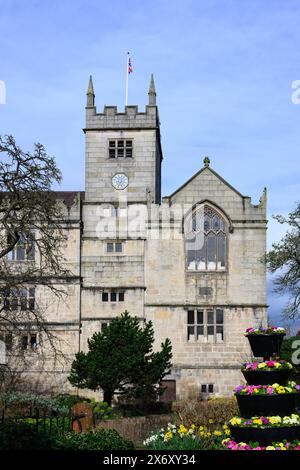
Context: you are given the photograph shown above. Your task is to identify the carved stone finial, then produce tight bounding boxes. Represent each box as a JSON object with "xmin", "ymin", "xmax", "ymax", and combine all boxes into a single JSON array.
[
  {"xmin": 86, "ymin": 75, "xmax": 95, "ymax": 108},
  {"xmin": 203, "ymin": 156, "xmax": 210, "ymax": 167},
  {"xmin": 259, "ymin": 187, "xmax": 267, "ymax": 208},
  {"xmin": 148, "ymin": 74, "xmax": 156, "ymax": 105}
]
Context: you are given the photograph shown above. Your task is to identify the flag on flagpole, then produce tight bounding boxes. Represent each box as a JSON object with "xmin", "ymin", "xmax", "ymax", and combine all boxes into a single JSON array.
[
  {"xmin": 128, "ymin": 55, "xmax": 133, "ymax": 74},
  {"xmin": 125, "ymin": 52, "xmax": 133, "ymax": 105}
]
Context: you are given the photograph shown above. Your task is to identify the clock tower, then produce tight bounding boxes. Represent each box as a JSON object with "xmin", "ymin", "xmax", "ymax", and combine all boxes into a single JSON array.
[{"xmin": 84, "ymin": 74, "xmax": 163, "ymax": 204}]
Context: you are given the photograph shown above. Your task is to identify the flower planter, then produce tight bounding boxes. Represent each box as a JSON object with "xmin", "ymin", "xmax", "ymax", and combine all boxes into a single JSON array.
[
  {"xmin": 230, "ymin": 424, "xmax": 300, "ymax": 447},
  {"xmin": 246, "ymin": 334, "xmax": 285, "ymax": 359},
  {"xmin": 236, "ymin": 393, "xmax": 299, "ymax": 418},
  {"xmin": 242, "ymin": 369, "xmax": 291, "ymax": 386}
]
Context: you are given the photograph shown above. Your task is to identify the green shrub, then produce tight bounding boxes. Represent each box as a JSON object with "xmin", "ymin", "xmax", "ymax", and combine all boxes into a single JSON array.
[
  {"xmin": 0, "ymin": 421, "xmax": 56, "ymax": 450},
  {"xmin": 61, "ymin": 428, "xmax": 135, "ymax": 450},
  {"xmin": 83, "ymin": 398, "xmax": 113, "ymax": 420},
  {"xmin": 0, "ymin": 421, "xmax": 134, "ymax": 450},
  {"xmin": 0, "ymin": 392, "xmax": 69, "ymax": 415},
  {"xmin": 54, "ymin": 393, "xmax": 90, "ymax": 411}
]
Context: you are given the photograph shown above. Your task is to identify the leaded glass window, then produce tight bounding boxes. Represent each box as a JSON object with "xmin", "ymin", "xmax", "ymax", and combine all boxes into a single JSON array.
[{"xmin": 185, "ymin": 205, "xmax": 227, "ymax": 271}]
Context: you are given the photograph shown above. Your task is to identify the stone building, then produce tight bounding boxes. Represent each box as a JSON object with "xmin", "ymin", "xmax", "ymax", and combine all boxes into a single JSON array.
[{"xmin": 2, "ymin": 75, "xmax": 268, "ymax": 399}]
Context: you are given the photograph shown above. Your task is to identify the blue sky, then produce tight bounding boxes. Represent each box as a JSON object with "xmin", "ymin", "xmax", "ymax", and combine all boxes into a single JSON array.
[{"xmin": 1, "ymin": 0, "xmax": 300, "ymax": 331}]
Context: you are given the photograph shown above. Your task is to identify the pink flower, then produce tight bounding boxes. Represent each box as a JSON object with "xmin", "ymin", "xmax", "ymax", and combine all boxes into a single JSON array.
[
  {"xmin": 267, "ymin": 387, "xmax": 274, "ymax": 394},
  {"xmin": 267, "ymin": 361, "xmax": 276, "ymax": 367}
]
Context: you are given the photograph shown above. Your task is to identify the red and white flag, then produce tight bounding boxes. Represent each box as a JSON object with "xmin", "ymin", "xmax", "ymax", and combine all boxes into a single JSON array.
[{"xmin": 128, "ymin": 55, "xmax": 133, "ymax": 74}]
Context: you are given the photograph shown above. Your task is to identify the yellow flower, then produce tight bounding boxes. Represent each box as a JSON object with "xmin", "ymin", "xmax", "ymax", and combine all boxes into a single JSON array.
[
  {"xmin": 213, "ymin": 430, "xmax": 222, "ymax": 436},
  {"xmin": 272, "ymin": 383, "xmax": 280, "ymax": 388},
  {"xmin": 179, "ymin": 424, "xmax": 188, "ymax": 434},
  {"xmin": 164, "ymin": 431, "xmax": 173, "ymax": 440},
  {"xmin": 266, "ymin": 446, "xmax": 276, "ymax": 450},
  {"xmin": 257, "ymin": 363, "xmax": 266, "ymax": 369},
  {"xmin": 222, "ymin": 438, "xmax": 230, "ymax": 445},
  {"xmin": 222, "ymin": 424, "xmax": 228, "ymax": 430},
  {"xmin": 206, "ymin": 432, "xmax": 211, "ymax": 437},
  {"xmin": 225, "ymin": 429, "xmax": 231, "ymax": 435},
  {"xmin": 199, "ymin": 426, "xmax": 205, "ymax": 431},
  {"xmin": 209, "ymin": 419, "xmax": 214, "ymax": 424},
  {"xmin": 269, "ymin": 416, "xmax": 281, "ymax": 425},
  {"xmin": 253, "ymin": 388, "xmax": 259, "ymax": 394},
  {"xmin": 253, "ymin": 419, "xmax": 262, "ymax": 425},
  {"xmin": 230, "ymin": 418, "xmax": 242, "ymax": 426},
  {"xmin": 191, "ymin": 424, "xmax": 196, "ymax": 429},
  {"xmin": 199, "ymin": 431, "xmax": 205, "ymax": 437}
]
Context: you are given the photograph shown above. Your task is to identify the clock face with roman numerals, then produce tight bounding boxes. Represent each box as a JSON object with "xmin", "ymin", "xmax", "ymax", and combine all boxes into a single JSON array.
[{"xmin": 111, "ymin": 173, "xmax": 129, "ymax": 190}]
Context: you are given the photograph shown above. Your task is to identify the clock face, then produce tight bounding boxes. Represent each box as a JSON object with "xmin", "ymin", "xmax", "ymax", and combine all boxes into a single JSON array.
[{"xmin": 111, "ymin": 173, "xmax": 129, "ymax": 190}]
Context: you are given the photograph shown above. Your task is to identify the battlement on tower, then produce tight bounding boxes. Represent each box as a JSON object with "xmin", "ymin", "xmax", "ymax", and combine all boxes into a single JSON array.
[
  {"xmin": 84, "ymin": 74, "xmax": 159, "ymax": 130},
  {"xmin": 85, "ymin": 104, "xmax": 159, "ymax": 130}
]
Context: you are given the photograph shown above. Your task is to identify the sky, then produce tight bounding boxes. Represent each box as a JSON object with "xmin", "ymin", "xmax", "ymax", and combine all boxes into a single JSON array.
[{"xmin": 1, "ymin": 0, "xmax": 300, "ymax": 332}]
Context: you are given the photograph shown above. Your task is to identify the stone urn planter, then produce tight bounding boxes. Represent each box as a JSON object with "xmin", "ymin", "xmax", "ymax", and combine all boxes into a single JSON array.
[
  {"xmin": 246, "ymin": 333, "xmax": 285, "ymax": 360},
  {"xmin": 235, "ymin": 393, "xmax": 299, "ymax": 419},
  {"xmin": 242, "ymin": 369, "xmax": 291, "ymax": 386},
  {"xmin": 230, "ymin": 424, "xmax": 300, "ymax": 447}
]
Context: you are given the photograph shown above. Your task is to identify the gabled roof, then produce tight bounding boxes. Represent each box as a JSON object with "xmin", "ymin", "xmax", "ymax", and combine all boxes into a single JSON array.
[{"xmin": 166, "ymin": 160, "xmax": 246, "ymax": 200}]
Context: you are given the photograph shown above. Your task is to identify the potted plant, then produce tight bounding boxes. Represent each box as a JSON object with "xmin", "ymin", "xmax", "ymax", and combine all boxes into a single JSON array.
[
  {"xmin": 245, "ymin": 326, "xmax": 286, "ymax": 360},
  {"xmin": 242, "ymin": 360, "xmax": 293, "ymax": 385},
  {"xmin": 229, "ymin": 414, "xmax": 300, "ymax": 446},
  {"xmin": 235, "ymin": 383, "xmax": 300, "ymax": 418}
]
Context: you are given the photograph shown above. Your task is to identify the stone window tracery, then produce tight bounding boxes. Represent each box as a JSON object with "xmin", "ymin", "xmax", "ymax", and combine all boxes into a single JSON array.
[{"xmin": 185, "ymin": 204, "xmax": 227, "ymax": 271}]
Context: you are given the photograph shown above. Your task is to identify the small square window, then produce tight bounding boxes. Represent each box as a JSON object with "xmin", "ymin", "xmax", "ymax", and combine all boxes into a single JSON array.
[
  {"xmin": 30, "ymin": 335, "xmax": 37, "ymax": 351},
  {"xmin": 119, "ymin": 292, "xmax": 125, "ymax": 302},
  {"xmin": 102, "ymin": 292, "xmax": 109, "ymax": 302},
  {"xmin": 118, "ymin": 140, "xmax": 124, "ymax": 148},
  {"xmin": 208, "ymin": 384, "xmax": 214, "ymax": 394},
  {"xmin": 207, "ymin": 310, "xmax": 214, "ymax": 324},
  {"xmin": 201, "ymin": 384, "xmax": 207, "ymax": 393},
  {"xmin": 21, "ymin": 335, "xmax": 28, "ymax": 350},
  {"xmin": 216, "ymin": 309, "xmax": 223, "ymax": 324},
  {"xmin": 187, "ymin": 310, "xmax": 194, "ymax": 325},
  {"xmin": 187, "ymin": 325, "xmax": 194, "ymax": 341},
  {"xmin": 107, "ymin": 243, "xmax": 114, "ymax": 253},
  {"xmin": 196, "ymin": 325, "xmax": 204, "ymax": 339},
  {"xmin": 197, "ymin": 310, "xmax": 203, "ymax": 324},
  {"xmin": 109, "ymin": 149, "xmax": 116, "ymax": 158},
  {"xmin": 115, "ymin": 243, "xmax": 123, "ymax": 253},
  {"xmin": 126, "ymin": 148, "xmax": 132, "ymax": 158},
  {"xmin": 110, "ymin": 292, "xmax": 117, "ymax": 302},
  {"xmin": 109, "ymin": 141, "xmax": 116, "ymax": 148},
  {"xmin": 125, "ymin": 140, "xmax": 132, "ymax": 147}
]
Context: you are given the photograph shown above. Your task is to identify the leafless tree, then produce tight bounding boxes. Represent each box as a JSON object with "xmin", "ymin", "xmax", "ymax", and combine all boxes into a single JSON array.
[{"xmin": 0, "ymin": 134, "xmax": 71, "ymax": 370}]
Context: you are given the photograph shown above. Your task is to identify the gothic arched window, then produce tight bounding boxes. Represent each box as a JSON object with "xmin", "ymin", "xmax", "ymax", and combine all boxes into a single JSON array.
[{"xmin": 185, "ymin": 204, "xmax": 227, "ymax": 271}]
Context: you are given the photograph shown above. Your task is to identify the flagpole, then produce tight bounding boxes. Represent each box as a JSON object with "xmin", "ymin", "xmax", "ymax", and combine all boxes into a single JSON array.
[{"xmin": 125, "ymin": 52, "xmax": 129, "ymax": 106}]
